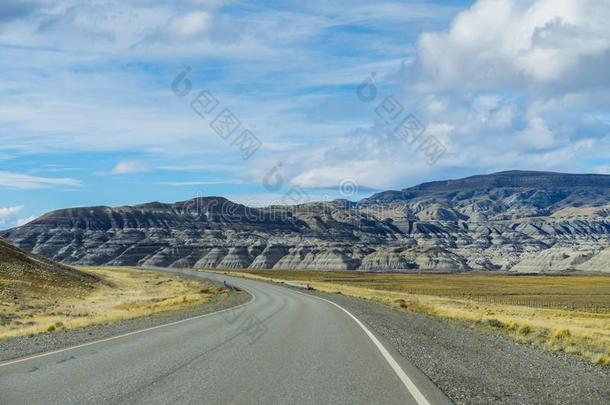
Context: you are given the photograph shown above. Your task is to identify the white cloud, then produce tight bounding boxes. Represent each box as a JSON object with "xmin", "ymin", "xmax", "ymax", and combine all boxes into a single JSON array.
[
  {"xmin": 513, "ymin": 117, "xmax": 555, "ymax": 150},
  {"xmin": 0, "ymin": 0, "xmax": 607, "ymax": 197},
  {"xmin": 263, "ymin": 0, "xmax": 610, "ymax": 190},
  {"xmin": 0, "ymin": 205, "xmax": 23, "ymax": 225},
  {"xmin": 415, "ymin": 0, "xmax": 610, "ymax": 91},
  {"xmin": 0, "ymin": 0, "xmax": 457, "ymax": 174},
  {"xmin": 0, "ymin": 0, "xmax": 245, "ymax": 59},
  {"xmin": 166, "ymin": 12, "xmax": 212, "ymax": 38},
  {"xmin": 0, "ymin": 206, "xmax": 37, "ymax": 228},
  {"xmin": 111, "ymin": 161, "xmax": 151, "ymax": 175},
  {"xmin": 0, "ymin": 171, "xmax": 81, "ymax": 189},
  {"xmin": 408, "ymin": 0, "xmax": 610, "ymax": 169}
]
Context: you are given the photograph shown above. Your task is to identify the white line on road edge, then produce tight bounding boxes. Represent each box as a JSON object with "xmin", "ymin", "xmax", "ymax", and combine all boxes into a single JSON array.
[
  {"xmin": 0, "ymin": 288, "xmax": 256, "ymax": 369},
  {"xmin": 286, "ymin": 288, "xmax": 432, "ymax": 405}
]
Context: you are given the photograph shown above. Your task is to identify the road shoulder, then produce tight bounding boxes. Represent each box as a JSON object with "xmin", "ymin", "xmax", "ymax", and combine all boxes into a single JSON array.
[
  {"xmin": 0, "ymin": 278, "xmax": 249, "ymax": 363},
  {"xmin": 306, "ymin": 289, "xmax": 610, "ymax": 405}
]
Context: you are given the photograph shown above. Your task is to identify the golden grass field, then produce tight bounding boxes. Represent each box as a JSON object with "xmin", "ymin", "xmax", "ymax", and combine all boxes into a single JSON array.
[
  {"xmin": 0, "ymin": 267, "xmax": 220, "ymax": 340},
  {"xmin": 218, "ymin": 270, "xmax": 610, "ymax": 366}
]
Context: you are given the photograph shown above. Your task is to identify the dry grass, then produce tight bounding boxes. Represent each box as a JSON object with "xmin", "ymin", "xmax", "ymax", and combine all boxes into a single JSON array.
[
  {"xmin": 217, "ymin": 270, "xmax": 610, "ymax": 366},
  {"xmin": 0, "ymin": 267, "xmax": 220, "ymax": 339}
]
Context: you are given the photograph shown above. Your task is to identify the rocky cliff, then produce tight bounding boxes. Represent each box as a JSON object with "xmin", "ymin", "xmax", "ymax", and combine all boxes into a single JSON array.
[{"xmin": 3, "ymin": 171, "xmax": 610, "ymax": 272}]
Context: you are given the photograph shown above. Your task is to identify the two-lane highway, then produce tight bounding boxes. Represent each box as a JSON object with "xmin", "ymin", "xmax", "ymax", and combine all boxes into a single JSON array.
[{"xmin": 0, "ymin": 269, "xmax": 450, "ymax": 405}]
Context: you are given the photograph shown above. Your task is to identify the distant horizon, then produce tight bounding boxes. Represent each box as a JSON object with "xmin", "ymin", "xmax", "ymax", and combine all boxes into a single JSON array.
[{"xmin": 4, "ymin": 168, "xmax": 609, "ymax": 230}]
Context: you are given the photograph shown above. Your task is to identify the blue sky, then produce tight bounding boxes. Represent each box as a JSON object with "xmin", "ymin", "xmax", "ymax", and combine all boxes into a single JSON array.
[{"xmin": 1, "ymin": 0, "xmax": 609, "ymax": 228}]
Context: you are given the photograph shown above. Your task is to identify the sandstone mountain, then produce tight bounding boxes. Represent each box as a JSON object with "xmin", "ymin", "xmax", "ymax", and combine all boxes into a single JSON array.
[{"xmin": 3, "ymin": 171, "xmax": 609, "ymax": 272}]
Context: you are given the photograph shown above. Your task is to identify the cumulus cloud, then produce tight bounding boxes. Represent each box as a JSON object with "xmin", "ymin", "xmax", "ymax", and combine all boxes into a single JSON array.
[
  {"xmin": 275, "ymin": 0, "xmax": 610, "ymax": 190},
  {"xmin": 0, "ymin": 206, "xmax": 38, "ymax": 229},
  {"xmin": 415, "ymin": 0, "xmax": 610, "ymax": 91},
  {"xmin": 1, "ymin": 0, "xmax": 608, "ymax": 198},
  {"xmin": 0, "ymin": 205, "xmax": 23, "ymax": 225}
]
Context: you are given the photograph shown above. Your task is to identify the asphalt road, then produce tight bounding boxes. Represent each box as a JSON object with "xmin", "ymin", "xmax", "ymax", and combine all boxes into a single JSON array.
[{"xmin": 0, "ymin": 269, "xmax": 450, "ymax": 405}]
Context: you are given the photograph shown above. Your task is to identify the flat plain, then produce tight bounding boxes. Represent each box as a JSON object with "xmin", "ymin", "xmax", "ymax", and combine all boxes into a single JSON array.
[{"xmin": 220, "ymin": 270, "xmax": 610, "ymax": 366}]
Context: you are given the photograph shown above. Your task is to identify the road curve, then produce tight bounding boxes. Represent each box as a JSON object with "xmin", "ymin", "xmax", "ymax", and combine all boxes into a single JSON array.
[{"xmin": 0, "ymin": 269, "xmax": 450, "ymax": 405}]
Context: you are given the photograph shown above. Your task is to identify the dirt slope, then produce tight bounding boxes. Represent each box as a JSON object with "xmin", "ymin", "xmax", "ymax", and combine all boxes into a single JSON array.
[{"xmin": 0, "ymin": 237, "xmax": 98, "ymax": 293}]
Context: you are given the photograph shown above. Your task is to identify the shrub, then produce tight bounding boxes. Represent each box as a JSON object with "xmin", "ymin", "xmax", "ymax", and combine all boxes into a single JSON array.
[
  {"xmin": 518, "ymin": 325, "xmax": 531, "ymax": 336},
  {"xmin": 47, "ymin": 325, "xmax": 56, "ymax": 332},
  {"xmin": 553, "ymin": 329, "xmax": 571, "ymax": 339},
  {"xmin": 395, "ymin": 299, "xmax": 409, "ymax": 309},
  {"xmin": 485, "ymin": 318, "xmax": 504, "ymax": 328}
]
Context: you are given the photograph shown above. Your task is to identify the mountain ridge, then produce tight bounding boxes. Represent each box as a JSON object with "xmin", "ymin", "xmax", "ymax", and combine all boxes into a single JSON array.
[
  {"xmin": 362, "ymin": 170, "xmax": 610, "ymax": 204},
  {"xmin": 3, "ymin": 170, "xmax": 610, "ymax": 273}
]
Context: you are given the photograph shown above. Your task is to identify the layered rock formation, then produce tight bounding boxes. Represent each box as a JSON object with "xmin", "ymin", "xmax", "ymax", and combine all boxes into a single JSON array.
[{"xmin": 3, "ymin": 171, "xmax": 610, "ymax": 272}]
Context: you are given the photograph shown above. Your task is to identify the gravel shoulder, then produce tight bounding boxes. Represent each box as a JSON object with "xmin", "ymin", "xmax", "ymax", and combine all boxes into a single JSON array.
[
  {"xmin": 0, "ymin": 280, "xmax": 250, "ymax": 363},
  {"xmin": 304, "ymin": 288, "xmax": 610, "ymax": 405}
]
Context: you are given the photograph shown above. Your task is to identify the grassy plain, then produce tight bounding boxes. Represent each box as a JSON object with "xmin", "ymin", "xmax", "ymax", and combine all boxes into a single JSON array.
[
  {"xmin": 219, "ymin": 270, "xmax": 610, "ymax": 366},
  {"xmin": 0, "ymin": 267, "xmax": 220, "ymax": 339}
]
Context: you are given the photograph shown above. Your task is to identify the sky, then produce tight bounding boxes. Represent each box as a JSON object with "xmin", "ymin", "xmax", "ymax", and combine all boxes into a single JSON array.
[{"xmin": 1, "ymin": 0, "xmax": 609, "ymax": 229}]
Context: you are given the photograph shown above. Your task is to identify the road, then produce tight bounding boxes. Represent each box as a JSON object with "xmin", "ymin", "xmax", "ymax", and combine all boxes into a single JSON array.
[{"xmin": 0, "ymin": 269, "xmax": 450, "ymax": 405}]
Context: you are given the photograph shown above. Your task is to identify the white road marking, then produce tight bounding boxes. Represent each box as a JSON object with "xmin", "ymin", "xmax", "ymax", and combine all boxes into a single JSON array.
[
  {"xmin": 0, "ymin": 288, "xmax": 256, "ymax": 368},
  {"xmin": 259, "ymin": 283, "xmax": 433, "ymax": 405},
  {"xmin": 2, "ymin": 270, "xmax": 434, "ymax": 405}
]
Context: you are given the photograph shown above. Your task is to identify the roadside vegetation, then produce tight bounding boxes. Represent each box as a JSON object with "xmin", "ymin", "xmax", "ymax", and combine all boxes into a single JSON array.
[
  {"xmin": 219, "ymin": 270, "xmax": 610, "ymax": 366},
  {"xmin": 0, "ymin": 267, "xmax": 220, "ymax": 340}
]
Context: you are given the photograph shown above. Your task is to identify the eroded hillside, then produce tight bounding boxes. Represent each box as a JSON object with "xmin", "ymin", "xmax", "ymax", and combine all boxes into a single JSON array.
[{"xmin": 3, "ymin": 171, "xmax": 610, "ymax": 272}]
